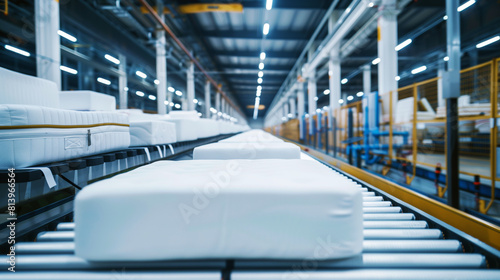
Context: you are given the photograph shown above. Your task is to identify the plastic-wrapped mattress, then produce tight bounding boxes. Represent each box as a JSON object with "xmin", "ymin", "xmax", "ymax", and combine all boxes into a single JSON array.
[
  {"xmin": 74, "ymin": 159, "xmax": 363, "ymax": 261},
  {"xmin": 0, "ymin": 104, "xmax": 130, "ymax": 168}
]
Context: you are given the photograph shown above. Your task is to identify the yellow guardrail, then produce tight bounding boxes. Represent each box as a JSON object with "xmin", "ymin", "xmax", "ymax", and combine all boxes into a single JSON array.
[{"xmin": 271, "ymin": 57, "xmax": 500, "ymax": 214}]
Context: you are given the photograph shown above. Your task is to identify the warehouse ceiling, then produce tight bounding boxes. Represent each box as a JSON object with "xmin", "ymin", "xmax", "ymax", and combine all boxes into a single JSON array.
[{"xmin": 0, "ymin": 0, "xmax": 499, "ymax": 119}]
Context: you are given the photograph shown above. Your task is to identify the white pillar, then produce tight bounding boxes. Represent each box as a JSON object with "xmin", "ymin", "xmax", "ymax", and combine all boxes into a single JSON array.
[
  {"xmin": 437, "ymin": 62, "xmax": 445, "ymax": 108},
  {"xmin": 215, "ymin": 92, "xmax": 221, "ymax": 118},
  {"xmin": 181, "ymin": 98, "xmax": 187, "ymax": 111},
  {"xmin": 35, "ymin": 0, "xmax": 61, "ymax": 89},
  {"xmin": 289, "ymin": 97, "xmax": 296, "ymax": 118},
  {"xmin": 362, "ymin": 64, "xmax": 371, "ymax": 95},
  {"xmin": 308, "ymin": 69, "xmax": 317, "ymax": 116},
  {"xmin": 118, "ymin": 54, "xmax": 127, "ymax": 109},
  {"xmin": 329, "ymin": 47, "xmax": 341, "ymax": 112},
  {"xmin": 378, "ymin": 0, "xmax": 398, "ymax": 116},
  {"xmin": 297, "ymin": 84, "xmax": 305, "ymax": 139},
  {"xmin": 283, "ymin": 103, "xmax": 289, "ymax": 121},
  {"xmin": 156, "ymin": 3, "xmax": 167, "ymax": 115},
  {"xmin": 221, "ymin": 98, "xmax": 226, "ymax": 119},
  {"xmin": 204, "ymin": 81, "xmax": 211, "ymax": 118},
  {"xmin": 167, "ymin": 86, "xmax": 173, "ymax": 113},
  {"xmin": 186, "ymin": 62, "xmax": 195, "ymax": 111}
]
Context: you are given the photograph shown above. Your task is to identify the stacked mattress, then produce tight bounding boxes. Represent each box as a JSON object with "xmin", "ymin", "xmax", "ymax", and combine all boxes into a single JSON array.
[
  {"xmin": 0, "ymin": 104, "xmax": 130, "ymax": 168},
  {"xmin": 59, "ymin": 90, "xmax": 117, "ymax": 111},
  {"xmin": 219, "ymin": 129, "xmax": 284, "ymax": 143},
  {"xmin": 74, "ymin": 159, "xmax": 363, "ymax": 261},
  {"xmin": 119, "ymin": 109, "xmax": 177, "ymax": 146}
]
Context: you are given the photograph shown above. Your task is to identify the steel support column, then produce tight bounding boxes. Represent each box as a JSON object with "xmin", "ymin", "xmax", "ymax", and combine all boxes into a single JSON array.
[
  {"xmin": 329, "ymin": 46, "xmax": 342, "ymax": 116},
  {"xmin": 186, "ymin": 62, "xmax": 195, "ymax": 111},
  {"xmin": 362, "ymin": 64, "xmax": 371, "ymax": 95},
  {"xmin": 377, "ymin": 0, "xmax": 398, "ymax": 116},
  {"xmin": 204, "ymin": 81, "xmax": 211, "ymax": 118},
  {"xmin": 297, "ymin": 82, "xmax": 305, "ymax": 140},
  {"xmin": 308, "ymin": 69, "xmax": 317, "ymax": 136},
  {"xmin": 118, "ymin": 54, "xmax": 127, "ymax": 109},
  {"xmin": 35, "ymin": 0, "xmax": 61, "ymax": 89},
  {"xmin": 156, "ymin": 1, "xmax": 167, "ymax": 115},
  {"xmin": 215, "ymin": 92, "xmax": 221, "ymax": 119},
  {"xmin": 445, "ymin": 0, "xmax": 460, "ymax": 209},
  {"xmin": 289, "ymin": 97, "xmax": 296, "ymax": 119}
]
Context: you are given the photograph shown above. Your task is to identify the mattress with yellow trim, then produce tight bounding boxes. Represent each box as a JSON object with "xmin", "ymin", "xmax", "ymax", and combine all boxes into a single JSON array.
[{"xmin": 0, "ymin": 104, "xmax": 130, "ymax": 168}]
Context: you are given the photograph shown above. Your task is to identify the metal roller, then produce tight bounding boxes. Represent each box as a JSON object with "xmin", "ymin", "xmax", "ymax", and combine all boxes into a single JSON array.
[
  {"xmin": 362, "ymin": 201, "xmax": 392, "ymax": 207},
  {"xmin": 364, "ymin": 229, "xmax": 443, "ymax": 239},
  {"xmin": 363, "ymin": 213, "xmax": 415, "ymax": 221},
  {"xmin": 362, "ymin": 196, "xmax": 384, "ymax": 201},
  {"xmin": 363, "ymin": 207, "xmax": 402, "ymax": 213},
  {"xmin": 363, "ymin": 221, "xmax": 428, "ymax": 229},
  {"xmin": 0, "ymin": 272, "xmax": 222, "ymax": 280},
  {"xmin": 362, "ymin": 240, "xmax": 462, "ymax": 253}
]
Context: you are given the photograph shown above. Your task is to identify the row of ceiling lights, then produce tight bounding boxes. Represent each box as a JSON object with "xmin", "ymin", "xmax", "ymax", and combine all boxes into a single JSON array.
[{"xmin": 253, "ymin": 0, "xmax": 273, "ymax": 120}]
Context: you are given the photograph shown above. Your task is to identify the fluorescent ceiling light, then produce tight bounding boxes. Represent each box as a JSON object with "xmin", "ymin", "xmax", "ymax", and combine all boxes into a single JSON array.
[
  {"xmin": 154, "ymin": 79, "xmax": 160, "ymax": 85},
  {"xmin": 258, "ymin": 78, "xmax": 263, "ymax": 84},
  {"xmin": 259, "ymin": 63, "xmax": 264, "ymax": 70},
  {"xmin": 288, "ymin": 113, "xmax": 293, "ymax": 118},
  {"xmin": 135, "ymin": 70, "xmax": 147, "ymax": 79},
  {"xmin": 443, "ymin": 56, "xmax": 449, "ymax": 61},
  {"xmin": 4, "ymin": 45, "xmax": 30, "ymax": 57},
  {"xmin": 263, "ymin": 23, "xmax": 270, "ymax": 35},
  {"xmin": 395, "ymin": 76, "xmax": 401, "ymax": 81},
  {"xmin": 476, "ymin": 36, "xmax": 500, "ymax": 48},
  {"xmin": 316, "ymin": 109, "xmax": 321, "ymax": 113},
  {"xmin": 339, "ymin": 99, "xmax": 344, "ymax": 104},
  {"xmin": 257, "ymin": 85, "xmax": 262, "ymax": 91},
  {"xmin": 258, "ymin": 71, "xmax": 264, "ymax": 78},
  {"xmin": 60, "ymin": 65, "xmax": 78, "ymax": 75},
  {"xmin": 368, "ymin": 2, "xmax": 374, "ymax": 7},
  {"xmin": 323, "ymin": 89, "xmax": 330, "ymax": 95},
  {"xmin": 457, "ymin": 0, "xmax": 475, "ymax": 12},
  {"xmin": 148, "ymin": 95, "xmax": 156, "ymax": 100},
  {"xmin": 136, "ymin": 91, "xmax": 145, "ymax": 97},
  {"xmin": 198, "ymin": 112, "xmax": 202, "ymax": 117},
  {"xmin": 372, "ymin": 57, "xmax": 380, "ymax": 65},
  {"xmin": 218, "ymin": 112, "xmax": 222, "ymax": 116},
  {"xmin": 411, "ymin": 65, "xmax": 427, "ymax": 74},
  {"xmin": 443, "ymin": 15, "xmax": 448, "ymax": 20},
  {"xmin": 104, "ymin": 54, "xmax": 120, "ymax": 65},
  {"xmin": 260, "ymin": 52, "xmax": 266, "ymax": 60},
  {"xmin": 314, "ymin": 97, "xmax": 318, "ymax": 101},
  {"xmin": 395, "ymin": 39, "xmax": 412, "ymax": 51},
  {"xmin": 175, "ymin": 104, "xmax": 181, "ymax": 109},
  {"xmin": 57, "ymin": 30, "xmax": 77, "ymax": 42},
  {"xmin": 356, "ymin": 91, "xmax": 364, "ymax": 97},
  {"xmin": 347, "ymin": 95, "xmax": 354, "ymax": 101},
  {"xmin": 168, "ymin": 86, "xmax": 175, "ymax": 92},
  {"xmin": 164, "ymin": 101, "xmax": 169, "ymax": 105},
  {"xmin": 341, "ymin": 78, "xmax": 348, "ymax": 84},
  {"xmin": 175, "ymin": 90, "xmax": 182, "ymax": 96},
  {"xmin": 193, "ymin": 99, "xmax": 198, "ymax": 104},
  {"xmin": 256, "ymin": 92, "xmax": 261, "ymax": 97},
  {"xmin": 169, "ymin": 103, "xmax": 174, "ymax": 107},
  {"xmin": 97, "ymin": 77, "xmax": 111, "ymax": 85},
  {"xmin": 124, "ymin": 87, "xmax": 129, "ymax": 92},
  {"xmin": 266, "ymin": 0, "xmax": 273, "ymax": 11}
]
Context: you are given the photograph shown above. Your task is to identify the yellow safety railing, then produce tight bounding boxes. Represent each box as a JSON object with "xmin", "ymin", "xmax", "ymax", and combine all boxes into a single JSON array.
[
  {"xmin": 271, "ymin": 57, "xmax": 500, "ymax": 214},
  {"xmin": 0, "ymin": 0, "xmax": 7, "ymax": 15}
]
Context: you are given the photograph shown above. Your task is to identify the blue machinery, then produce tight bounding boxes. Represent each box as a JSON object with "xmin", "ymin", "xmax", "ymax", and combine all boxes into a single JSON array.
[{"xmin": 346, "ymin": 92, "xmax": 409, "ymax": 167}]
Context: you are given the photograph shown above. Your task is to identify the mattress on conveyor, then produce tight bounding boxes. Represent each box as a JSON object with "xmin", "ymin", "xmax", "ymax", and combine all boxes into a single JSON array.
[
  {"xmin": 0, "ymin": 104, "xmax": 130, "ymax": 168},
  {"xmin": 59, "ymin": 90, "xmax": 116, "ymax": 111},
  {"xmin": 130, "ymin": 120, "xmax": 177, "ymax": 146},
  {"xmin": 74, "ymin": 159, "xmax": 363, "ymax": 261},
  {"xmin": 193, "ymin": 142, "xmax": 301, "ymax": 160},
  {"xmin": 165, "ymin": 119, "xmax": 199, "ymax": 142},
  {"xmin": 219, "ymin": 129, "xmax": 283, "ymax": 143},
  {"xmin": 197, "ymin": 119, "xmax": 220, "ymax": 138}
]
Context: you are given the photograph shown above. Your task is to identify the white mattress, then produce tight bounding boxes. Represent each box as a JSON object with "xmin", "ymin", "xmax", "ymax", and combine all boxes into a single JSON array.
[
  {"xmin": 193, "ymin": 142, "xmax": 301, "ymax": 160},
  {"xmin": 169, "ymin": 110, "xmax": 200, "ymax": 120},
  {"xmin": 130, "ymin": 121, "xmax": 177, "ymax": 146},
  {"xmin": 0, "ymin": 104, "xmax": 130, "ymax": 168},
  {"xmin": 59, "ymin": 91, "xmax": 116, "ymax": 111},
  {"xmin": 197, "ymin": 119, "xmax": 220, "ymax": 138},
  {"xmin": 220, "ymin": 129, "xmax": 283, "ymax": 143},
  {"xmin": 165, "ymin": 119, "xmax": 199, "ymax": 142},
  {"xmin": 74, "ymin": 159, "xmax": 363, "ymax": 261},
  {"xmin": 0, "ymin": 67, "xmax": 60, "ymax": 108}
]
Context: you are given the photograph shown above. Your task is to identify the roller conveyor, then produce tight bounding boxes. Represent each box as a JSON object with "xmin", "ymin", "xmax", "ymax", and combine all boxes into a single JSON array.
[{"xmin": 1, "ymin": 151, "xmax": 499, "ymax": 279}]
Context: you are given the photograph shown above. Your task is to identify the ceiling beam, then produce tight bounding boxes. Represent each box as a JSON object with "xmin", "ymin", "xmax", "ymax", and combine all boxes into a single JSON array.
[
  {"xmin": 220, "ymin": 64, "xmax": 292, "ymax": 71},
  {"xmin": 213, "ymin": 50, "xmax": 299, "ymax": 59},
  {"xmin": 240, "ymin": 0, "xmax": 330, "ymax": 10},
  {"xmin": 200, "ymin": 30, "xmax": 309, "ymax": 41}
]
